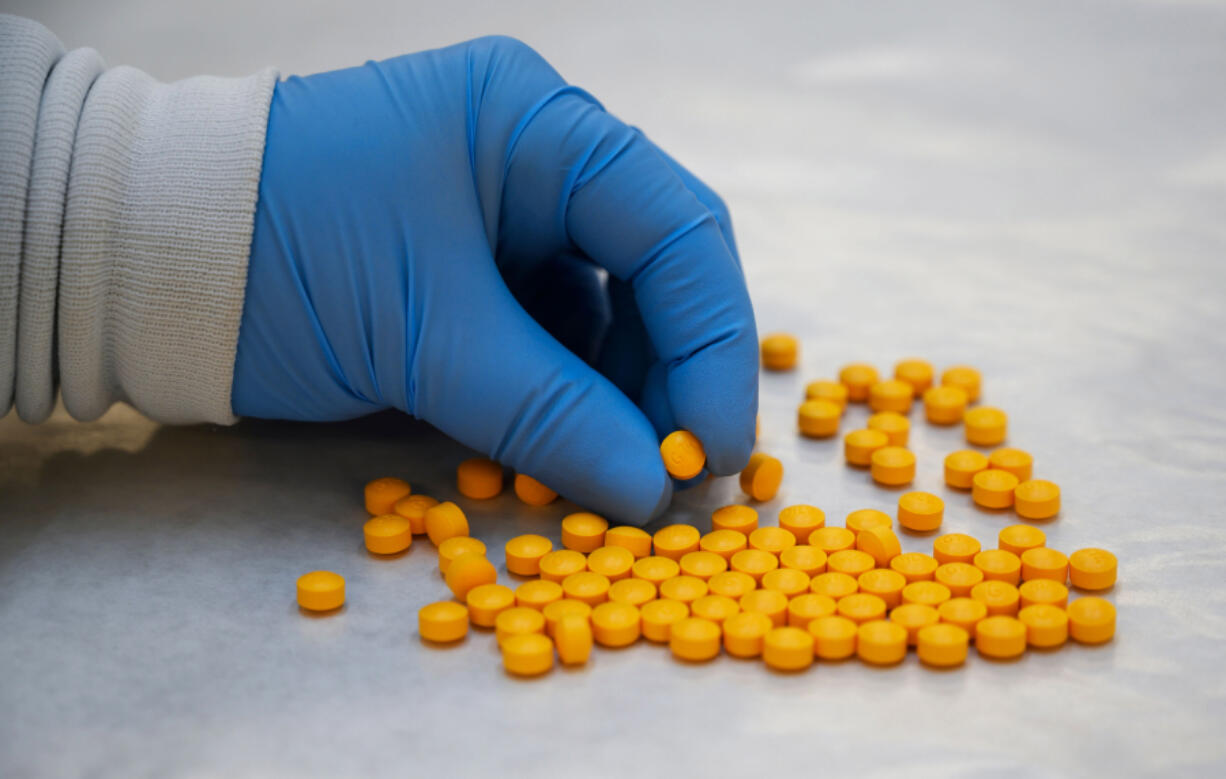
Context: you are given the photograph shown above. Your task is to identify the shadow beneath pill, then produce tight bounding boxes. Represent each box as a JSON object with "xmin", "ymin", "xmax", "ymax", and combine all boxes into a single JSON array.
[
  {"xmin": 296, "ymin": 603, "xmax": 346, "ymax": 618},
  {"xmin": 363, "ymin": 544, "xmax": 412, "ymax": 561},
  {"xmin": 418, "ymin": 634, "xmax": 468, "ymax": 649}
]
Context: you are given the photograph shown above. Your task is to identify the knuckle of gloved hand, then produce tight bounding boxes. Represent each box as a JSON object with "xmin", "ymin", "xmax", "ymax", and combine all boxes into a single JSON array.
[{"xmin": 468, "ymin": 35, "xmax": 550, "ymax": 73}]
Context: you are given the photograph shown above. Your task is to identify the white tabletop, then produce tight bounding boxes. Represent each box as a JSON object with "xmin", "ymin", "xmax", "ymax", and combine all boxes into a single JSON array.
[{"xmin": 3, "ymin": 1, "xmax": 1225, "ymax": 776}]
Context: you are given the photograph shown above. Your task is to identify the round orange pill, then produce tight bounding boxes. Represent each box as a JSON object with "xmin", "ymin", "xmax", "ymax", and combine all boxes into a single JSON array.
[
  {"xmin": 494, "ymin": 606, "xmax": 546, "ymax": 645},
  {"xmin": 740, "ymin": 453, "xmax": 784, "ymax": 501},
  {"xmin": 515, "ymin": 579, "xmax": 564, "ymax": 611},
  {"xmin": 1015, "ymin": 479, "xmax": 1061, "ymax": 520},
  {"xmin": 653, "ymin": 524, "xmax": 701, "ymax": 561},
  {"xmin": 933, "ymin": 533, "xmax": 981, "ymax": 565},
  {"xmin": 944, "ymin": 449, "xmax": 989, "ymax": 489},
  {"xmin": 810, "ymin": 572, "xmax": 859, "ymax": 600},
  {"xmin": 424, "ymin": 501, "xmax": 469, "ymax": 546},
  {"xmin": 690, "ymin": 594, "xmax": 740, "ymax": 626},
  {"xmin": 786, "ymin": 593, "xmax": 837, "ymax": 629},
  {"xmin": 868, "ymin": 379, "xmax": 913, "ymax": 414},
  {"xmin": 941, "ymin": 365, "xmax": 981, "ymax": 402},
  {"xmin": 538, "ymin": 549, "xmax": 587, "ymax": 583},
  {"xmin": 999, "ymin": 524, "xmax": 1046, "ymax": 556},
  {"xmin": 898, "ymin": 491, "xmax": 944, "ymax": 532},
  {"xmin": 501, "ymin": 633, "xmax": 553, "ymax": 676},
  {"xmin": 659, "ymin": 575, "xmax": 709, "ymax": 605},
  {"xmin": 964, "ymin": 406, "xmax": 1007, "ymax": 447},
  {"xmin": 466, "ymin": 583, "xmax": 516, "ymax": 627},
  {"xmin": 740, "ymin": 588, "xmax": 790, "ymax": 627},
  {"xmin": 711, "ymin": 504, "xmax": 759, "ymax": 534},
  {"xmin": 917, "ymin": 623, "xmax": 968, "ymax": 667},
  {"xmin": 923, "ymin": 385, "xmax": 968, "ymax": 425},
  {"xmin": 641, "ymin": 598, "xmax": 689, "ymax": 643},
  {"xmin": 1069, "ymin": 548, "xmax": 1117, "ymax": 590},
  {"xmin": 809, "ymin": 615, "xmax": 858, "ymax": 660},
  {"xmin": 1068, "ymin": 596, "xmax": 1116, "ymax": 644},
  {"xmin": 679, "ymin": 550, "xmax": 729, "ymax": 581},
  {"xmin": 761, "ymin": 333, "xmax": 799, "ymax": 371},
  {"xmin": 805, "ymin": 380, "xmax": 849, "ymax": 410},
  {"xmin": 669, "ymin": 617, "xmax": 722, "ymax": 662},
  {"xmin": 901, "ymin": 580, "xmax": 952, "ymax": 608},
  {"xmin": 988, "ymin": 448, "xmax": 1033, "ymax": 482},
  {"xmin": 542, "ymin": 598, "xmax": 591, "ymax": 637},
  {"xmin": 778, "ymin": 504, "xmax": 826, "ymax": 542},
  {"xmin": 761, "ymin": 568, "xmax": 811, "ymax": 600},
  {"xmin": 1018, "ymin": 578, "xmax": 1069, "ymax": 609},
  {"xmin": 779, "ymin": 545, "xmax": 828, "ymax": 577},
  {"xmin": 895, "ymin": 358, "xmax": 934, "ymax": 393},
  {"xmin": 870, "ymin": 446, "xmax": 916, "ymax": 486},
  {"xmin": 844, "ymin": 429, "xmax": 889, "ymax": 467},
  {"xmin": 364, "ymin": 477, "xmax": 411, "ymax": 515},
  {"xmin": 561, "ymin": 571, "xmax": 612, "ymax": 607},
  {"xmin": 700, "ymin": 529, "xmax": 748, "ymax": 561},
  {"xmin": 561, "ymin": 512, "xmax": 608, "ymax": 553},
  {"xmin": 934, "ymin": 562, "xmax": 984, "ymax": 597},
  {"xmin": 513, "ymin": 473, "xmax": 557, "ymax": 506},
  {"xmin": 828, "ymin": 549, "xmax": 875, "ymax": 578},
  {"xmin": 809, "ymin": 526, "xmax": 856, "ymax": 554},
  {"xmin": 392, "ymin": 493, "xmax": 438, "ymax": 535},
  {"xmin": 938, "ymin": 597, "xmax": 988, "ymax": 635},
  {"xmin": 363, "ymin": 515, "xmax": 413, "ymax": 555},
  {"xmin": 631, "ymin": 555, "xmax": 680, "ymax": 585},
  {"xmin": 297, "ymin": 571, "xmax": 345, "ymax": 612},
  {"xmin": 974, "ymin": 549, "xmax": 1022, "ymax": 585},
  {"xmin": 867, "ymin": 411, "xmax": 910, "ymax": 447},
  {"xmin": 608, "ymin": 578, "xmax": 657, "ymax": 608},
  {"xmin": 723, "ymin": 611, "xmax": 774, "ymax": 658},
  {"xmin": 857, "ymin": 620, "xmax": 907, "ymax": 665},
  {"xmin": 890, "ymin": 603, "xmax": 940, "ymax": 645},
  {"xmin": 438, "ymin": 536, "xmax": 486, "ymax": 574},
  {"xmin": 456, "ymin": 457, "xmax": 502, "ymax": 499},
  {"xmin": 846, "ymin": 509, "xmax": 892, "ymax": 535},
  {"xmin": 798, "ymin": 399, "xmax": 841, "ymax": 438},
  {"xmin": 660, "ymin": 430, "xmax": 706, "ymax": 480},
  {"xmin": 1018, "ymin": 604, "xmax": 1068, "ymax": 648},
  {"xmin": 890, "ymin": 552, "xmax": 940, "ymax": 583},
  {"xmin": 972, "ymin": 469, "xmax": 1019, "ymax": 509},
  {"xmin": 505, "ymin": 534, "xmax": 553, "ymax": 576},
  {"xmin": 591, "ymin": 601, "xmax": 641, "ymax": 647},
  {"xmin": 588, "ymin": 545, "xmax": 636, "ymax": 581},
  {"xmin": 764, "ymin": 626, "xmax": 815, "ymax": 671},
  {"xmin": 749, "ymin": 526, "xmax": 796, "ymax": 555},
  {"xmin": 970, "ymin": 580, "xmax": 1020, "ymax": 616},
  {"xmin": 554, "ymin": 614, "xmax": 593, "ymax": 665},
  {"xmin": 605, "ymin": 526, "xmax": 653, "ymax": 559},
  {"xmin": 445, "ymin": 554, "xmax": 497, "ymax": 600},
  {"xmin": 839, "ymin": 363, "xmax": 879, "ymax": 402},
  {"xmin": 975, "ymin": 615, "xmax": 1026, "ymax": 659},
  {"xmin": 836, "ymin": 593, "xmax": 887, "ymax": 625},
  {"xmin": 419, "ymin": 601, "xmax": 469, "ymax": 643},
  {"xmin": 856, "ymin": 525, "xmax": 902, "ymax": 568},
  {"xmin": 708, "ymin": 570, "xmax": 757, "ymax": 600},
  {"xmin": 730, "ymin": 549, "xmax": 779, "ymax": 582},
  {"xmin": 858, "ymin": 569, "xmax": 907, "ymax": 608}
]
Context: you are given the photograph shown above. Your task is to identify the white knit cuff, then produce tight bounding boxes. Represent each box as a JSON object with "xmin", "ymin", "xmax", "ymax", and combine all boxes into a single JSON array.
[{"xmin": 58, "ymin": 64, "xmax": 277, "ymax": 424}]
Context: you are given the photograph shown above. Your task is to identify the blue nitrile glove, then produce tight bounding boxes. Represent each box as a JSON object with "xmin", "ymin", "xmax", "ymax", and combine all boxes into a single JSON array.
[{"xmin": 232, "ymin": 37, "xmax": 757, "ymax": 524}]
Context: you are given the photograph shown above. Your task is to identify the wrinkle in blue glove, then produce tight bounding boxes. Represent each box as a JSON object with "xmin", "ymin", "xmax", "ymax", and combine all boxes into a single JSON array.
[{"xmin": 233, "ymin": 37, "xmax": 758, "ymax": 524}]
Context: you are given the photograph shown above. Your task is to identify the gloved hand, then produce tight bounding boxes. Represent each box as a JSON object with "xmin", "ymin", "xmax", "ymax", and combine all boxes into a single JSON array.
[{"xmin": 232, "ymin": 36, "xmax": 758, "ymax": 524}]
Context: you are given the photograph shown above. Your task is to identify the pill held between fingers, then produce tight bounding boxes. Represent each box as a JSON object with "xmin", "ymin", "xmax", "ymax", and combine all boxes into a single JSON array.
[
  {"xmin": 364, "ymin": 477, "xmax": 411, "ymax": 515},
  {"xmin": 501, "ymin": 633, "xmax": 554, "ymax": 676},
  {"xmin": 857, "ymin": 620, "xmax": 907, "ymax": 665},
  {"xmin": 669, "ymin": 617, "xmax": 723, "ymax": 662},
  {"xmin": 798, "ymin": 400, "xmax": 841, "ymax": 438},
  {"xmin": 456, "ymin": 457, "xmax": 503, "ymax": 500},
  {"xmin": 923, "ymin": 386, "xmax": 968, "ymax": 425},
  {"xmin": 964, "ymin": 407, "xmax": 1008, "ymax": 447},
  {"xmin": 780, "ymin": 545, "xmax": 828, "ymax": 577},
  {"xmin": 588, "ymin": 545, "xmax": 636, "ymax": 581},
  {"xmin": 739, "ymin": 588, "xmax": 790, "ymax": 627},
  {"xmin": 944, "ymin": 450, "xmax": 988, "ymax": 489},
  {"xmin": 809, "ymin": 615, "xmax": 858, "ymax": 660},
  {"xmin": 867, "ymin": 411, "xmax": 910, "ymax": 447},
  {"xmin": 894, "ymin": 358, "xmax": 934, "ymax": 393},
  {"xmin": 438, "ymin": 536, "xmax": 486, "ymax": 574},
  {"xmin": 805, "ymin": 380, "xmax": 849, "ymax": 410},
  {"xmin": 988, "ymin": 448, "xmax": 1033, "ymax": 482},
  {"xmin": 660, "ymin": 430, "xmax": 707, "ymax": 480},
  {"xmin": 393, "ymin": 494, "xmax": 439, "ymax": 535},
  {"xmin": 740, "ymin": 453, "xmax": 784, "ymax": 501},
  {"xmin": 653, "ymin": 524, "xmax": 702, "ymax": 561},
  {"xmin": 1067, "ymin": 597, "xmax": 1116, "ymax": 644},
  {"xmin": 868, "ymin": 379, "xmax": 914, "ymax": 414},
  {"xmin": 1018, "ymin": 604, "xmax": 1069, "ymax": 648},
  {"xmin": 723, "ymin": 611, "xmax": 775, "ymax": 658},
  {"xmin": 515, "ymin": 579, "xmax": 565, "ymax": 611},
  {"xmin": 897, "ymin": 491, "xmax": 945, "ymax": 532},
  {"xmin": 505, "ymin": 534, "xmax": 553, "ymax": 576},
  {"xmin": 538, "ymin": 549, "xmax": 588, "ymax": 583},
  {"xmin": 554, "ymin": 614, "xmax": 594, "ymax": 665},
  {"xmin": 764, "ymin": 627, "xmax": 815, "ymax": 671},
  {"xmin": 419, "ymin": 601, "xmax": 469, "ymax": 643},
  {"xmin": 972, "ymin": 469, "xmax": 1019, "ymax": 509},
  {"xmin": 839, "ymin": 363, "xmax": 879, "ymax": 402},
  {"xmin": 975, "ymin": 616, "xmax": 1027, "ymax": 659},
  {"xmin": 424, "ymin": 501, "xmax": 469, "ymax": 546},
  {"xmin": 844, "ymin": 429, "xmax": 889, "ymax": 467},
  {"xmin": 1069, "ymin": 548, "xmax": 1118, "ymax": 590},
  {"xmin": 941, "ymin": 365, "xmax": 981, "ymax": 402},
  {"xmin": 711, "ymin": 505, "xmax": 759, "ymax": 534},
  {"xmin": 999, "ymin": 525, "xmax": 1046, "ymax": 556},
  {"xmin": 445, "ymin": 554, "xmax": 497, "ymax": 600},
  {"xmin": 761, "ymin": 333, "xmax": 799, "ymax": 371},
  {"xmin": 641, "ymin": 599, "xmax": 690, "ymax": 643},
  {"xmin": 605, "ymin": 526, "xmax": 653, "ymax": 559},
  {"xmin": 591, "ymin": 601, "xmax": 642, "ymax": 647},
  {"xmin": 363, "ymin": 515, "xmax": 413, "ymax": 555},
  {"xmin": 466, "ymin": 584, "xmax": 516, "ymax": 627},
  {"xmin": 917, "ymin": 623, "xmax": 969, "ymax": 667},
  {"xmin": 1015, "ymin": 479, "xmax": 1061, "ymax": 520},
  {"xmin": 513, "ymin": 474, "xmax": 557, "ymax": 506},
  {"xmin": 561, "ymin": 512, "xmax": 609, "ymax": 553},
  {"xmin": 297, "ymin": 571, "xmax": 345, "ymax": 612}
]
